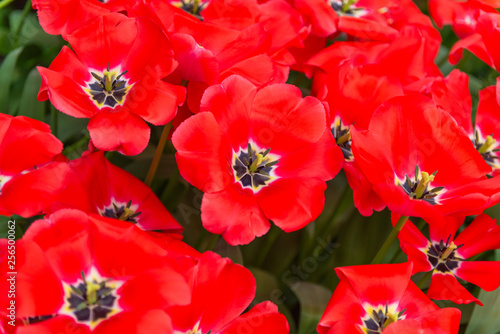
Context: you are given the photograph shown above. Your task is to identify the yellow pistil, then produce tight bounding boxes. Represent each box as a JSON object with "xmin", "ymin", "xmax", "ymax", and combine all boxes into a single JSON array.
[
  {"xmin": 103, "ymin": 71, "xmax": 113, "ymax": 93},
  {"xmin": 414, "ymin": 171, "xmax": 434, "ymax": 199},
  {"xmin": 478, "ymin": 135, "xmax": 496, "ymax": 154},
  {"xmin": 440, "ymin": 241, "xmax": 458, "ymax": 261},
  {"xmin": 86, "ymin": 282, "xmax": 101, "ymax": 305},
  {"xmin": 118, "ymin": 207, "xmax": 135, "ymax": 221},
  {"xmin": 336, "ymin": 130, "xmax": 351, "ymax": 145},
  {"xmin": 383, "ymin": 312, "xmax": 399, "ymax": 328},
  {"xmin": 249, "ymin": 153, "xmax": 264, "ymax": 173}
]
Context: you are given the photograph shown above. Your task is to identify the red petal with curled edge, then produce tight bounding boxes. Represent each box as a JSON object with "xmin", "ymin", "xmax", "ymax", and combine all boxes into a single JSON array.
[
  {"xmin": 172, "ymin": 111, "xmax": 233, "ymax": 193},
  {"xmin": 88, "ymin": 215, "xmax": 171, "ymax": 279},
  {"xmin": 476, "ymin": 85, "xmax": 500, "ymax": 148},
  {"xmin": 201, "ymin": 182, "xmax": 270, "ymax": 245},
  {"xmin": 216, "ymin": 23, "xmax": 271, "ymax": 70},
  {"xmin": 0, "ymin": 115, "xmax": 62, "ymax": 175},
  {"xmin": 32, "ymin": 0, "xmax": 108, "ymax": 39},
  {"xmin": 250, "ymin": 83, "xmax": 327, "ymax": 155},
  {"xmin": 0, "ymin": 162, "xmax": 69, "ymax": 218},
  {"xmin": 0, "ymin": 240, "xmax": 64, "ymax": 319},
  {"xmin": 257, "ymin": 0, "xmax": 306, "ymax": 52},
  {"xmin": 170, "ymin": 33, "xmax": 220, "ymax": 84},
  {"xmin": 308, "ymin": 41, "xmax": 388, "ymax": 73},
  {"xmin": 449, "ymin": 32, "xmax": 493, "ymax": 67},
  {"xmin": 67, "ymin": 13, "xmax": 136, "ymax": 72},
  {"xmin": 324, "ymin": 61, "xmax": 404, "ymax": 129},
  {"xmin": 256, "ymin": 177, "xmax": 326, "ymax": 233},
  {"xmin": 200, "ymin": 75, "xmax": 255, "ymax": 151},
  {"xmin": 219, "ymin": 301, "xmax": 290, "ymax": 334},
  {"xmin": 455, "ymin": 261, "xmax": 500, "ymax": 292},
  {"xmin": 383, "ymin": 308, "xmax": 461, "ymax": 334},
  {"xmin": 168, "ymin": 252, "xmax": 256, "ymax": 333},
  {"xmin": 393, "ymin": 214, "xmax": 434, "ymax": 274},
  {"xmin": 398, "ymin": 279, "xmax": 440, "ymax": 319},
  {"xmin": 344, "ymin": 161, "xmax": 386, "ymax": 217},
  {"xmin": 317, "ymin": 277, "xmax": 370, "ymax": 334},
  {"xmin": 22, "ymin": 209, "xmax": 92, "ymax": 283},
  {"xmin": 219, "ymin": 54, "xmax": 278, "ymax": 89},
  {"xmin": 125, "ymin": 79, "xmax": 185, "ymax": 126},
  {"xmin": 275, "ymin": 129, "xmax": 343, "ymax": 181},
  {"xmin": 338, "ymin": 16, "xmax": 399, "ymax": 42},
  {"xmin": 294, "ymin": 0, "xmax": 338, "ymax": 37},
  {"xmin": 172, "ymin": 15, "xmax": 241, "ymax": 56},
  {"xmin": 476, "ymin": 13, "xmax": 500, "ymax": 70},
  {"xmin": 120, "ymin": 16, "xmax": 178, "ymax": 81},
  {"xmin": 427, "ymin": 70, "xmax": 474, "ymax": 135},
  {"xmin": 37, "ymin": 46, "xmax": 97, "ymax": 118},
  {"xmin": 93, "ymin": 310, "xmax": 173, "ymax": 334},
  {"xmin": 454, "ymin": 214, "xmax": 500, "ymax": 259},
  {"xmin": 335, "ymin": 262, "xmax": 413, "ymax": 308},
  {"xmin": 87, "ymin": 109, "xmax": 150, "ymax": 156},
  {"xmin": 427, "ymin": 272, "xmax": 481, "ymax": 305},
  {"xmin": 118, "ymin": 267, "xmax": 191, "ymax": 310},
  {"xmin": 202, "ymin": 0, "xmax": 260, "ymax": 30},
  {"xmin": 17, "ymin": 315, "xmax": 89, "ymax": 334},
  {"xmin": 428, "ymin": 0, "xmax": 464, "ymax": 28}
]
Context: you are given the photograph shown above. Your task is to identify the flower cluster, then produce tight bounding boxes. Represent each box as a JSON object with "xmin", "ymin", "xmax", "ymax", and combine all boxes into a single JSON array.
[{"xmin": 2, "ymin": 0, "xmax": 500, "ymax": 333}]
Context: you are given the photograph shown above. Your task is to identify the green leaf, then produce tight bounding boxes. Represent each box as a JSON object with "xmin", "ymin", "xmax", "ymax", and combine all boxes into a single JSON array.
[
  {"xmin": 466, "ymin": 287, "xmax": 500, "ymax": 334},
  {"xmin": 292, "ymin": 282, "xmax": 332, "ymax": 334},
  {"xmin": 18, "ymin": 68, "xmax": 44, "ymax": 121},
  {"xmin": 0, "ymin": 216, "xmax": 24, "ymax": 240},
  {"xmin": 0, "ymin": 46, "xmax": 23, "ymax": 113}
]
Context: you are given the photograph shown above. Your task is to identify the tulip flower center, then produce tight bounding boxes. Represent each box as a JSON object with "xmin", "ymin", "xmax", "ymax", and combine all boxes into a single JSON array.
[
  {"xmin": 426, "ymin": 236, "xmax": 464, "ymax": 273},
  {"xmin": 329, "ymin": 0, "xmax": 366, "ymax": 16},
  {"xmin": 331, "ymin": 117, "xmax": 353, "ymax": 161},
  {"xmin": 474, "ymin": 130, "xmax": 499, "ymax": 170},
  {"xmin": 84, "ymin": 65, "xmax": 132, "ymax": 109},
  {"xmin": 233, "ymin": 143, "xmax": 279, "ymax": 191},
  {"xmin": 361, "ymin": 303, "xmax": 406, "ymax": 333},
  {"xmin": 397, "ymin": 166, "xmax": 444, "ymax": 205},
  {"xmin": 100, "ymin": 200, "xmax": 141, "ymax": 223},
  {"xmin": 172, "ymin": 0, "xmax": 207, "ymax": 18},
  {"xmin": 62, "ymin": 271, "xmax": 122, "ymax": 327}
]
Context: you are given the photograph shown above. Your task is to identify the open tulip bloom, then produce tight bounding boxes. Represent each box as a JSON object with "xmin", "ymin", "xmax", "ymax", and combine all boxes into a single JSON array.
[
  {"xmin": 395, "ymin": 213, "xmax": 500, "ymax": 305},
  {"xmin": 318, "ymin": 262, "xmax": 461, "ymax": 334},
  {"xmin": 173, "ymin": 75, "xmax": 344, "ymax": 245}
]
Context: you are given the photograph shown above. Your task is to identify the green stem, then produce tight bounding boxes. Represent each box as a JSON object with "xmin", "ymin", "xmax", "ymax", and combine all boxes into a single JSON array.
[
  {"xmin": 160, "ymin": 169, "xmax": 180, "ymax": 204},
  {"xmin": 205, "ymin": 233, "xmax": 220, "ymax": 252},
  {"xmin": 51, "ymin": 105, "xmax": 58, "ymax": 138},
  {"xmin": 13, "ymin": 0, "xmax": 31, "ymax": 48},
  {"xmin": 300, "ymin": 182, "xmax": 349, "ymax": 261},
  {"xmin": 144, "ymin": 123, "xmax": 171, "ymax": 187},
  {"xmin": 417, "ymin": 271, "xmax": 433, "ymax": 290},
  {"xmin": 371, "ymin": 215, "xmax": 409, "ymax": 264},
  {"xmin": 255, "ymin": 226, "xmax": 281, "ymax": 267},
  {"xmin": 0, "ymin": 0, "xmax": 15, "ymax": 11}
]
